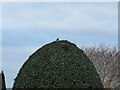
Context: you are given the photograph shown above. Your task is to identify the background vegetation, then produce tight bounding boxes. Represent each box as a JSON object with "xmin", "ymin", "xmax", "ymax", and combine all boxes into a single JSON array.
[
  {"xmin": 0, "ymin": 71, "xmax": 6, "ymax": 90},
  {"xmin": 0, "ymin": 73, "xmax": 1, "ymax": 89},
  {"xmin": 82, "ymin": 45, "xmax": 119, "ymax": 88}
]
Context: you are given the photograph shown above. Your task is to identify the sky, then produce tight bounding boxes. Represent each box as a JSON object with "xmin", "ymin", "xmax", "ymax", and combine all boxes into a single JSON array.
[
  {"xmin": 0, "ymin": 3, "xmax": 2, "ymax": 73},
  {"xmin": 1, "ymin": 2, "xmax": 118, "ymax": 88}
]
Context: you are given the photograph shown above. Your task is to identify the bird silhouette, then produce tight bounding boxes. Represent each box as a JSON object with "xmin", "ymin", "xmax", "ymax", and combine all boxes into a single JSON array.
[{"xmin": 56, "ymin": 38, "xmax": 59, "ymax": 41}]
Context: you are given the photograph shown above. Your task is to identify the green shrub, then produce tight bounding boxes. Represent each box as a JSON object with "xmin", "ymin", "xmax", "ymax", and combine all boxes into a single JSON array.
[
  {"xmin": 0, "ymin": 71, "xmax": 6, "ymax": 90},
  {"xmin": 13, "ymin": 40, "xmax": 104, "ymax": 88}
]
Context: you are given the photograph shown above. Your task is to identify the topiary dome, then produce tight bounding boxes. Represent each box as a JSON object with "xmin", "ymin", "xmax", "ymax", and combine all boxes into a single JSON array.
[{"xmin": 13, "ymin": 40, "xmax": 103, "ymax": 88}]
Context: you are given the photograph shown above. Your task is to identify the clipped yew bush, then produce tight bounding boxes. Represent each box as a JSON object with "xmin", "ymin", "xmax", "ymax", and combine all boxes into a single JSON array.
[
  {"xmin": 13, "ymin": 40, "xmax": 103, "ymax": 88},
  {"xmin": 0, "ymin": 71, "xmax": 6, "ymax": 90}
]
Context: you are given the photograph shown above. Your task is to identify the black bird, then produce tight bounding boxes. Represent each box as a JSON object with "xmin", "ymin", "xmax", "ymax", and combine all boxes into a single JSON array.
[{"xmin": 56, "ymin": 38, "xmax": 59, "ymax": 41}]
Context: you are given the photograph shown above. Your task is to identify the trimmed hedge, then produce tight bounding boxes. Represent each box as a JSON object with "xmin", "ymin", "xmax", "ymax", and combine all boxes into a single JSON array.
[
  {"xmin": 13, "ymin": 40, "xmax": 104, "ymax": 88},
  {"xmin": 0, "ymin": 71, "xmax": 6, "ymax": 90}
]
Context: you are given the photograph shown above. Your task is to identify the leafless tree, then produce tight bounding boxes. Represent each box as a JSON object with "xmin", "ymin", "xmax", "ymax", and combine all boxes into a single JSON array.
[{"xmin": 81, "ymin": 45, "xmax": 119, "ymax": 88}]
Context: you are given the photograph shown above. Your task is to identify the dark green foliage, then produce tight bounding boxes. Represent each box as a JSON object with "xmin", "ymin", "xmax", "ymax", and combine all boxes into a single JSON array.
[
  {"xmin": 13, "ymin": 40, "xmax": 104, "ymax": 88},
  {"xmin": 0, "ymin": 73, "xmax": 1, "ymax": 89},
  {"xmin": 0, "ymin": 71, "xmax": 6, "ymax": 90}
]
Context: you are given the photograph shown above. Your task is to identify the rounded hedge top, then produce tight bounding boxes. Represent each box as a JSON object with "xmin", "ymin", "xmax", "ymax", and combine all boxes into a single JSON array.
[{"xmin": 13, "ymin": 40, "xmax": 103, "ymax": 88}]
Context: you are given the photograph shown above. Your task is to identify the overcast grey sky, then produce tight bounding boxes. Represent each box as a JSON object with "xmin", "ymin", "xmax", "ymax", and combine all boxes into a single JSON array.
[
  {"xmin": 2, "ymin": 2, "xmax": 118, "ymax": 88},
  {"xmin": 0, "ymin": 3, "xmax": 2, "ymax": 72}
]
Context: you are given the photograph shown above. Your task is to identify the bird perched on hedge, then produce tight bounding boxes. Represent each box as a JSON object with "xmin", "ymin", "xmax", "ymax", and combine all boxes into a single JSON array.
[{"xmin": 56, "ymin": 38, "xmax": 59, "ymax": 41}]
